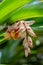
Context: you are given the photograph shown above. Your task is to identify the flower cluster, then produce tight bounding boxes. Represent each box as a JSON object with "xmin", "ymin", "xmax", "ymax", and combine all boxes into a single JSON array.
[{"xmin": 4, "ymin": 20, "xmax": 37, "ymax": 57}]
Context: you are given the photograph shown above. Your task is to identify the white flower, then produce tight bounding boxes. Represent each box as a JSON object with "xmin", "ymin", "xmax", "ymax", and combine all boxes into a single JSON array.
[
  {"xmin": 4, "ymin": 20, "xmax": 37, "ymax": 57},
  {"xmin": 23, "ymin": 38, "xmax": 30, "ymax": 57}
]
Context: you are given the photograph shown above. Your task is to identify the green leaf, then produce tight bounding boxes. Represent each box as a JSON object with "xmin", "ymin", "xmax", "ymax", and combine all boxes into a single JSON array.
[
  {"xmin": 8, "ymin": 1, "xmax": 43, "ymax": 24},
  {"xmin": 0, "ymin": 0, "xmax": 32, "ymax": 24}
]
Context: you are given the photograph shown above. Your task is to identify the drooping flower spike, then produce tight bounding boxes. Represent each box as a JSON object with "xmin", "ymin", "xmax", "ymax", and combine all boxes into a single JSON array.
[
  {"xmin": 23, "ymin": 37, "xmax": 31, "ymax": 57},
  {"xmin": 4, "ymin": 20, "xmax": 37, "ymax": 57}
]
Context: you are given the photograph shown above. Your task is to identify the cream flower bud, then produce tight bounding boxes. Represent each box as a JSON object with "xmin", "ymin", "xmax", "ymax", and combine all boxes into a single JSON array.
[
  {"xmin": 25, "ymin": 47, "xmax": 30, "ymax": 57},
  {"xmin": 27, "ymin": 26, "xmax": 36, "ymax": 37},
  {"xmin": 25, "ymin": 20, "xmax": 35, "ymax": 26},
  {"xmin": 28, "ymin": 36, "xmax": 33, "ymax": 48},
  {"xmin": 23, "ymin": 38, "xmax": 30, "ymax": 57}
]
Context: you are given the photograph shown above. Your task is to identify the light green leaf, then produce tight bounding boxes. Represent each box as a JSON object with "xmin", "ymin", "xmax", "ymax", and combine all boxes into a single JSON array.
[
  {"xmin": 0, "ymin": 0, "xmax": 32, "ymax": 24},
  {"xmin": 8, "ymin": 1, "xmax": 43, "ymax": 24}
]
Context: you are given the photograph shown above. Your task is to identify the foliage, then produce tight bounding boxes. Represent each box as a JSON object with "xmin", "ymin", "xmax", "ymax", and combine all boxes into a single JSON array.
[{"xmin": 0, "ymin": 0, "xmax": 43, "ymax": 65}]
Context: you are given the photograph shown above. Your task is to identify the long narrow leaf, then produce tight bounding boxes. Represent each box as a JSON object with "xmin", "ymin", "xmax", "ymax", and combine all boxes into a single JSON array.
[
  {"xmin": 8, "ymin": 1, "xmax": 43, "ymax": 24},
  {"xmin": 0, "ymin": 0, "xmax": 32, "ymax": 24}
]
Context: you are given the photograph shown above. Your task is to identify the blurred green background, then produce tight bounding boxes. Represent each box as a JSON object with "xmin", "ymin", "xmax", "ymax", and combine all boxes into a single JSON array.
[{"xmin": 0, "ymin": 0, "xmax": 43, "ymax": 65}]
